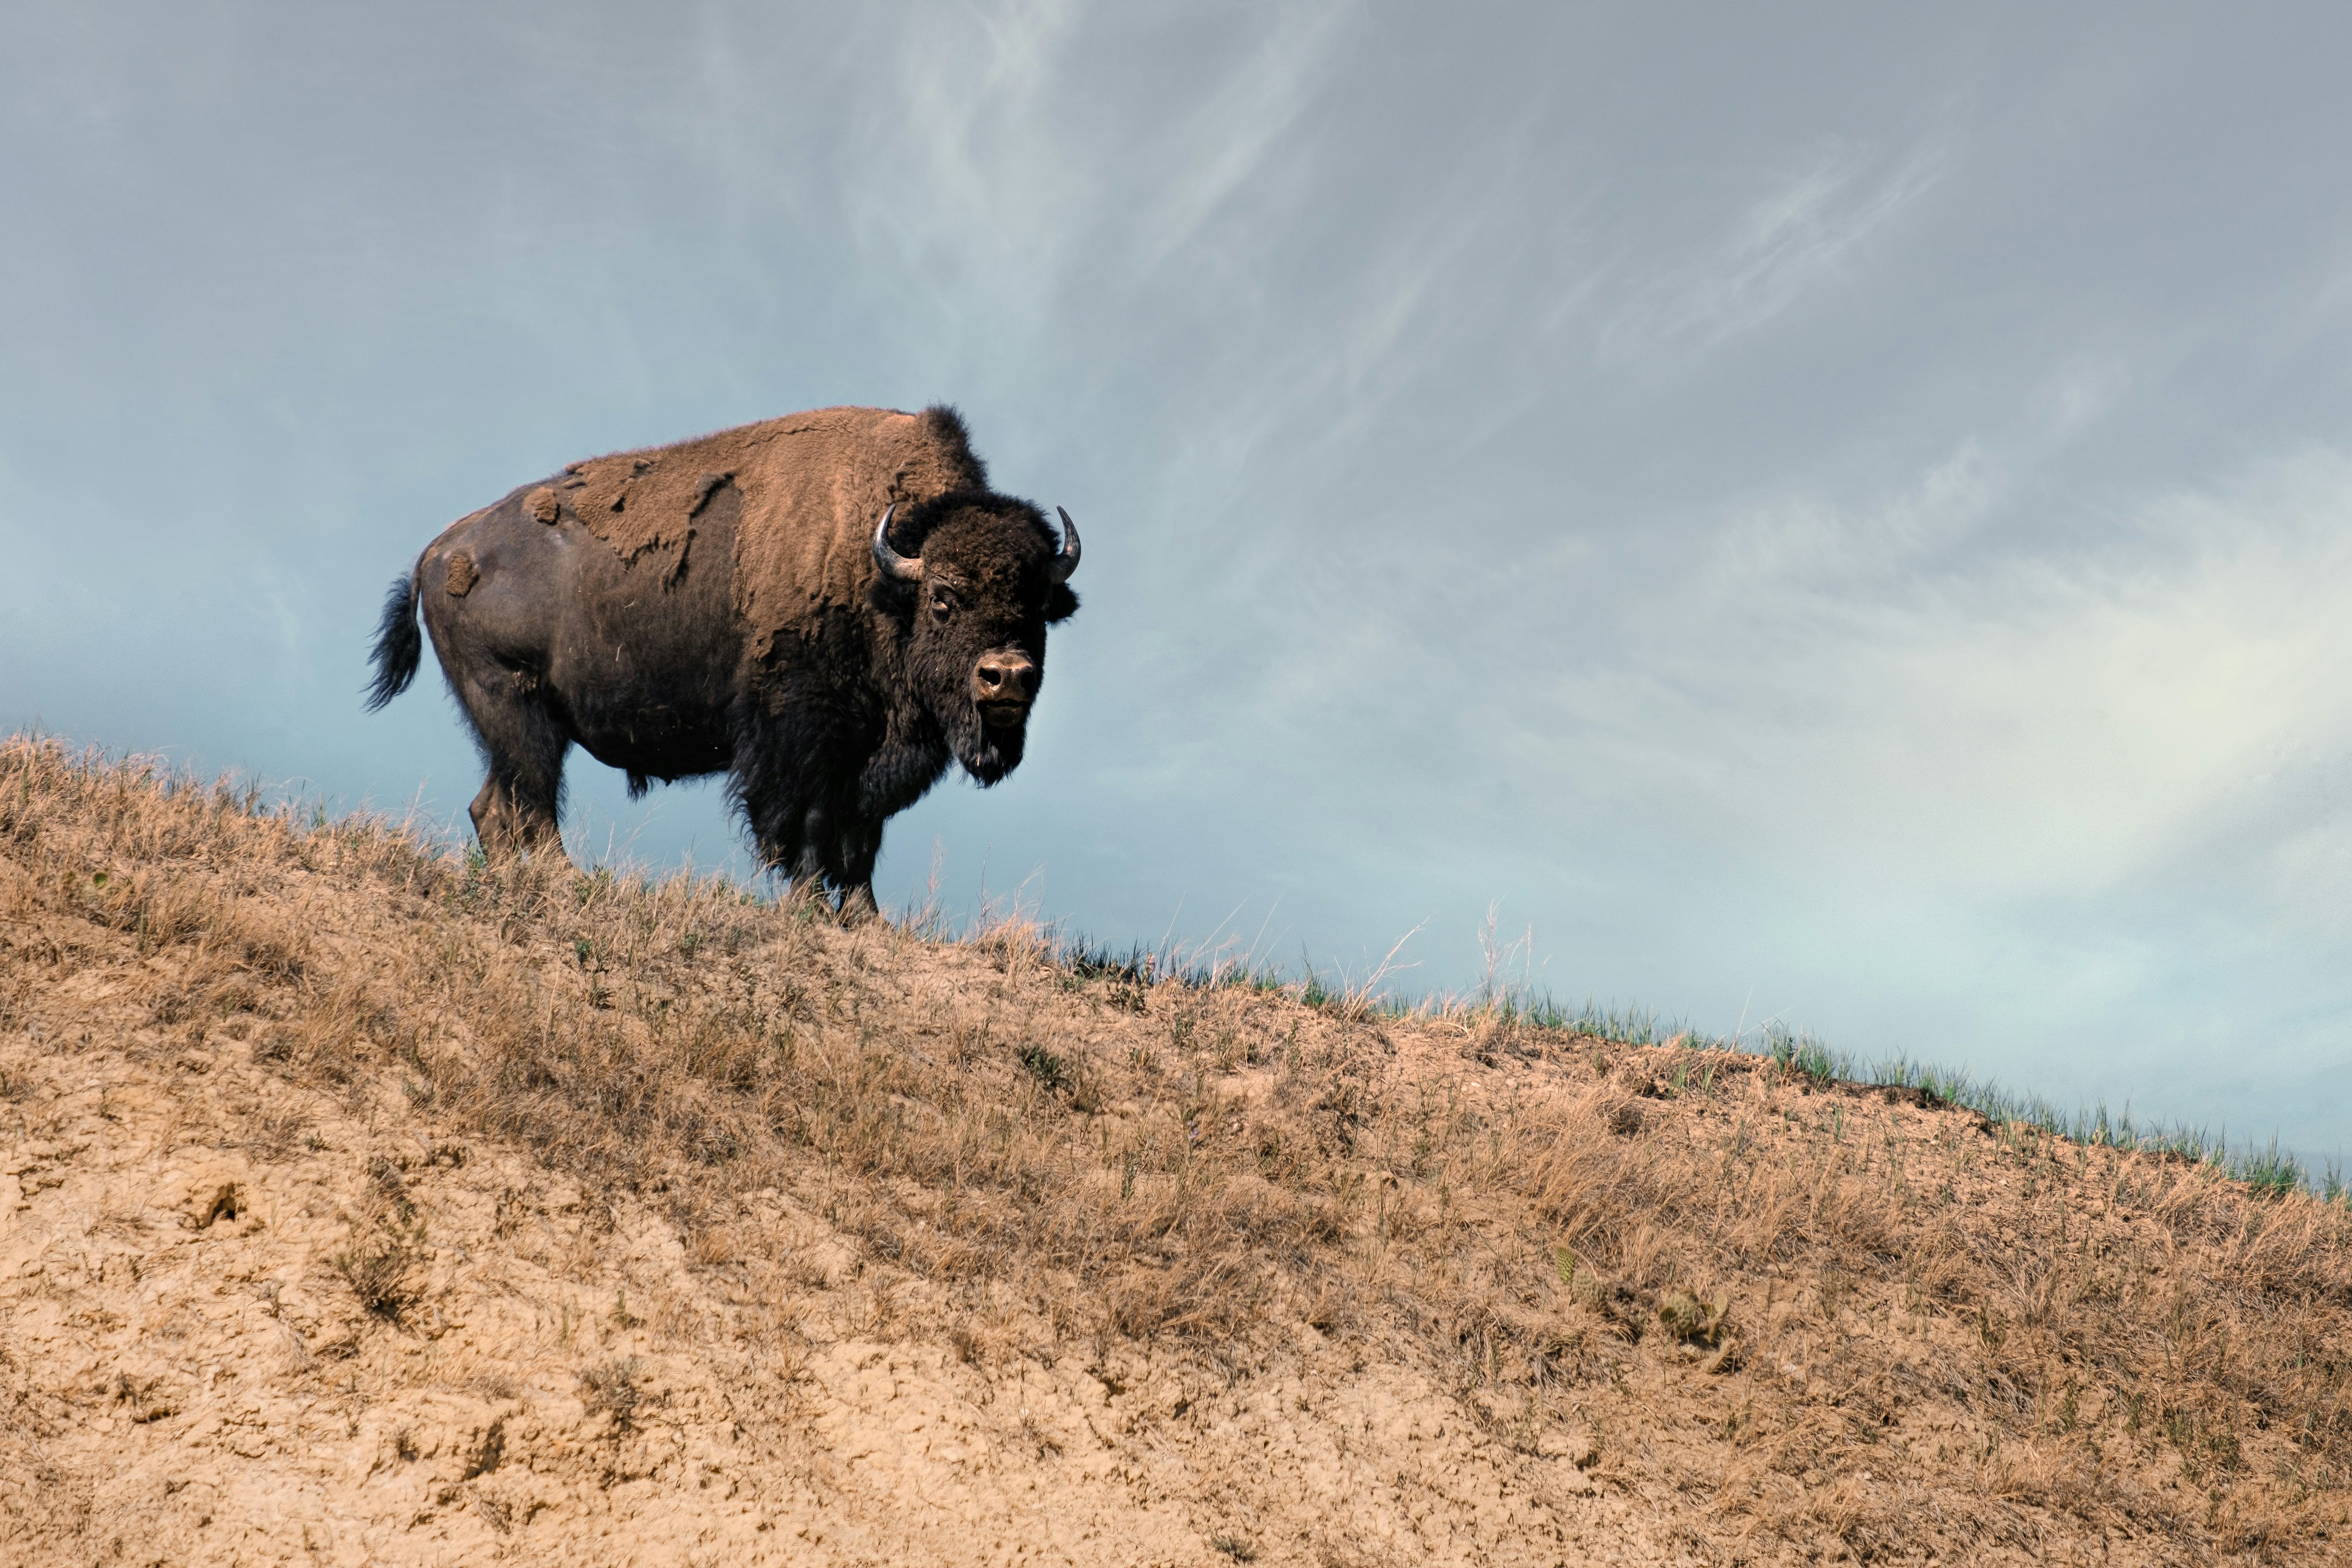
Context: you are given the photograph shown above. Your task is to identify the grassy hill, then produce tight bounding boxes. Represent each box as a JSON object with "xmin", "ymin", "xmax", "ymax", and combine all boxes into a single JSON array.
[{"xmin": 1, "ymin": 734, "xmax": 2347, "ymax": 1565}]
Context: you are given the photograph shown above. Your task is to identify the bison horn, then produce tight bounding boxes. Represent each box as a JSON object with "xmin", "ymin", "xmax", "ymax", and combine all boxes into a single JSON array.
[
  {"xmin": 872, "ymin": 504, "xmax": 923, "ymax": 583},
  {"xmin": 1048, "ymin": 506, "xmax": 1081, "ymax": 584}
]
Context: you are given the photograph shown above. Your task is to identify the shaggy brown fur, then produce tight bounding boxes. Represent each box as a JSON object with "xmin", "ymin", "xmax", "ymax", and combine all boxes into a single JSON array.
[
  {"xmin": 557, "ymin": 405, "xmax": 987, "ymax": 668},
  {"xmin": 366, "ymin": 406, "xmax": 1070, "ymax": 910}
]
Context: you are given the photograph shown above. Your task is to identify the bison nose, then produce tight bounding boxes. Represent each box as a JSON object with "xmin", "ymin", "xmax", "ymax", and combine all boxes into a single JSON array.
[{"xmin": 972, "ymin": 652, "xmax": 1038, "ymax": 707}]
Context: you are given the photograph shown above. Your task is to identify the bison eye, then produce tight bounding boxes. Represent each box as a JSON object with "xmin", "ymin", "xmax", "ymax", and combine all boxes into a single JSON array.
[{"xmin": 929, "ymin": 590, "xmax": 957, "ymax": 622}]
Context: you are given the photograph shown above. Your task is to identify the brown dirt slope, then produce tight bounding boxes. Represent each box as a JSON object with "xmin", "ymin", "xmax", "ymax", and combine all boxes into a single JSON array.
[{"xmin": 1, "ymin": 735, "xmax": 2348, "ymax": 1566}]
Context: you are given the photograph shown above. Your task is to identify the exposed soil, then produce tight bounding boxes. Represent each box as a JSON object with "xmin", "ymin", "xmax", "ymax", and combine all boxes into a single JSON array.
[{"xmin": 2, "ymin": 737, "xmax": 2348, "ymax": 1565}]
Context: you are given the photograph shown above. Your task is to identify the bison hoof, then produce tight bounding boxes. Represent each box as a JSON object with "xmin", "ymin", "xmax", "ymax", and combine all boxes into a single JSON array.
[{"xmin": 837, "ymin": 887, "xmax": 881, "ymax": 926}]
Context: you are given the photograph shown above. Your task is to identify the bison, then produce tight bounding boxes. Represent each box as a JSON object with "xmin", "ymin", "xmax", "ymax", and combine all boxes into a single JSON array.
[{"xmin": 365, "ymin": 405, "xmax": 1081, "ymax": 918}]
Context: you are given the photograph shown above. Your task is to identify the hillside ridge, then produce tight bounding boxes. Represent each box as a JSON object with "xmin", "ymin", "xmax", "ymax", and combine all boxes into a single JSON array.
[{"xmin": 2, "ymin": 737, "xmax": 2348, "ymax": 1566}]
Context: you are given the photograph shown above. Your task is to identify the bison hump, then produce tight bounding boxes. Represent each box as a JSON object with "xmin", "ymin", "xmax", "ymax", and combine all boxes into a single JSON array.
[{"xmin": 556, "ymin": 407, "xmax": 989, "ymax": 665}]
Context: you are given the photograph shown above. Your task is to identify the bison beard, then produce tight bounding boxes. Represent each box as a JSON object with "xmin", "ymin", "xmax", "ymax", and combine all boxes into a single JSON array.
[{"xmin": 365, "ymin": 405, "xmax": 1081, "ymax": 918}]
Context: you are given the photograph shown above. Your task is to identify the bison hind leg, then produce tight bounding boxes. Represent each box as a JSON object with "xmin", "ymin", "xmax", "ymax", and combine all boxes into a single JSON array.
[
  {"xmin": 455, "ymin": 671, "xmax": 573, "ymax": 866},
  {"xmin": 469, "ymin": 775, "xmax": 569, "ymax": 864}
]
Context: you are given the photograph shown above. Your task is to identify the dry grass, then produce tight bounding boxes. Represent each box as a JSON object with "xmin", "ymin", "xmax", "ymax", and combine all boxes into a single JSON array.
[{"xmin": 5, "ymin": 733, "xmax": 2352, "ymax": 1562}]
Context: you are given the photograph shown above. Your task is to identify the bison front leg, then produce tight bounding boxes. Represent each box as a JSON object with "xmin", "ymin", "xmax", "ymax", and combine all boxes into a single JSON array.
[
  {"xmin": 760, "ymin": 802, "xmax": 881, "ymax": 923},
  {"xmin": 833, "ymin": 817, "xmax": 885, "ymax": 924},
  {"xmin": 745, "ymin": 793, "xmax": 837, "ymax": 915},
  {"xmin": 803, "ymin": 806, "xmax": 887, "ymax": 923},
  {"xmin": 734, "ymin": 716, "xmax": 885, "ymax": 919}
]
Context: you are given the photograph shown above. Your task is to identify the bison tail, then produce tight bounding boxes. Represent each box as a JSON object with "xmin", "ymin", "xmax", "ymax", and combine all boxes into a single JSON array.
[{"xmin": 364, "ymin": 570, "xmax": 423, "ymax": 712}]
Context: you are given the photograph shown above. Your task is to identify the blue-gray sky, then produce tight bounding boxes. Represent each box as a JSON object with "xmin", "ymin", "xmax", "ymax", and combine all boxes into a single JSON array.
[{"xmin": 8, "ymin": 4, "xmax": 2352, "ymax": 1160}]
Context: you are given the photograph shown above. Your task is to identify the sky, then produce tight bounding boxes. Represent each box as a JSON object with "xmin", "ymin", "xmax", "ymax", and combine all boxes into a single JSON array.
[{"xmin": 7, "ymin": 3, "xmax": 2352, "ymax": 1162}]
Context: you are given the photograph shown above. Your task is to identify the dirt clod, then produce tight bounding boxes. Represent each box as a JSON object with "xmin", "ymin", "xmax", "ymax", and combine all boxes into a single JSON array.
[{"xmin": 194, "ymin": 1182, "xmax": 239, "ymax": 1228}]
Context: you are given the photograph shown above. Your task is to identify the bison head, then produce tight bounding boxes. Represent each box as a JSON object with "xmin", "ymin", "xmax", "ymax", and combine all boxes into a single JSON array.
[{"xmin": 872, "ymin": 493, "xmax": 1080, "ymax": 784}]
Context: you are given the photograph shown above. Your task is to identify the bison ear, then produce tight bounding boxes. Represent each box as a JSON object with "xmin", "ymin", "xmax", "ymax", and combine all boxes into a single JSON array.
[{"xmin": 1045, "ymin": 584, "xmax": 1079, "ymax": 624}]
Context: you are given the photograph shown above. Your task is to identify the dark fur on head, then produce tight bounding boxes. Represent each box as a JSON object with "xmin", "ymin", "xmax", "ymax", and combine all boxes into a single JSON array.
[{"xmin": 868, "ymin": 491, "xmax": 1079, "ymax": 785}]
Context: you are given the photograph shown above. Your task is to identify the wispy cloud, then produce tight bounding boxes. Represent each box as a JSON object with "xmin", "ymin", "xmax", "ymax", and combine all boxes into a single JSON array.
[
  {"xmin": 885, "ymin": 0, "xmax": 1090, "ymax": 248},
  {"xmin": 1703, "ymin": 441, "xmax": 1996, "ymax": 593},
  {"xmin": 1601, "ymin": 129, "xmax": 1955, "ymax": 361},
  {"xmin": 1129, "ymin": 1, "xmax": 1353, "ymax": 273},
  {"xmin": 1539, "ymin": 445, "xmax": 2352, "ymax": 913}
]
